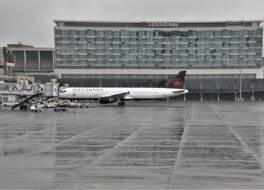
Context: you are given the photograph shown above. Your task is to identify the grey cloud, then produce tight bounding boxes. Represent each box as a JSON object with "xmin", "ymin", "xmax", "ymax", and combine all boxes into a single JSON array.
[{"xmin": 0, "ymin": 0, "xmax": 263, "ymax": 47}]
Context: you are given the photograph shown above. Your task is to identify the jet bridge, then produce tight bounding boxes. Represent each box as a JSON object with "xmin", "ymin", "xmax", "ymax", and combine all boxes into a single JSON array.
[
  {"xmin": 0, "ymin": 82, "xmax": 60, "ymax": 97},
  {"xmin": 0, "ymin": 82, "xmax": 59, "ymax": 110},
  {"xmin": 0, "ymin": 82, "xmax": 43, "ymax": 96},
  {"xmin": 0, "ymin": 82, "xmax": 43, "ymax": 109},
  {"xmin": 11, "ymin": 93, "xmax": 42, "ymax": 110}
]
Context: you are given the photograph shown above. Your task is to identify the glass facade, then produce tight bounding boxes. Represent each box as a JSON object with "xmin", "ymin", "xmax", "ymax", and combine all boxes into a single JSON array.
[
  {"xmin": 9, "ymin": 49, "xmax": 54, "ymax": 72},
  {"xmin": 54, "ymin": 21, "xmax": 263, "ymax": 69}
]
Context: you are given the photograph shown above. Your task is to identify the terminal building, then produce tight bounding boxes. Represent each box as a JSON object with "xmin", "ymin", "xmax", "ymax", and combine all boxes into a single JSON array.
[
  {"xmin": 7, "ymin": 43, "xmax": 55, "ymax": 83},
  {"xmin": 54, "ymin": 20, "xmax": 264, "ymax": 100},
  {"xmin": 0, "ymin": 47, "xmax": 15, "ymax": 81}
]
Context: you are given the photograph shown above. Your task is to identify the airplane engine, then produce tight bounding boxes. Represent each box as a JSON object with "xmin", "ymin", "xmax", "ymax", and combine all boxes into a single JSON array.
[{"xmin": 99, "ymin": 97, "xmax": 118, "ymax": 104}]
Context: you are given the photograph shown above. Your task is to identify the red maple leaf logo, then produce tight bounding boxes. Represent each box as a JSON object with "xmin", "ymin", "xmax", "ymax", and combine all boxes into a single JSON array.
[{"xmin": 172, "ymin": 79, "xmax": 183, "ymax": 88}]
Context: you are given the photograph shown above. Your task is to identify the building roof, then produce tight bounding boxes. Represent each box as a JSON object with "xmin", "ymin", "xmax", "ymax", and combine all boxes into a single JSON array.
[
  {"xmin": 8, "ymin": 47, "xmax": 54, "ymax": 51},
  {"xmin": 7, "ymin": 44, "xmax": 54, "ymax": 51},
  {"xmin": 7, "ymin": 43, "xmax": 34, "ymax": 48},
  {"xmin": 54, "ymin": 19, "xmax": 264, "ymax": 28}
]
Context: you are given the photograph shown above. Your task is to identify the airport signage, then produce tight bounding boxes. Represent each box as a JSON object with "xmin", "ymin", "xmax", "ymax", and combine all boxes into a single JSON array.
[
  {"xmin": 137, "ymin": 22, "xmax": 179, "ymax": 28},
  {"xmin": 6, "ymin": 62, "xmax": 15, "ymax": 67}
]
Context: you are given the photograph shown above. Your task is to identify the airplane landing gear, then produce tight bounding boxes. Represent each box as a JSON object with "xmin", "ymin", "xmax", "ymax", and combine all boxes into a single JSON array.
[{"xmin": 118, "ymin": 101, "xmax": 125, "ymax": 106}]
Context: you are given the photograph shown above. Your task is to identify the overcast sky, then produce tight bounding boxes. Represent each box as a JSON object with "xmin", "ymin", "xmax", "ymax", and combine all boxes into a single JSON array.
[{"xmin": 0, "ymin": 0, "xmax": 264, "ymax": 47}]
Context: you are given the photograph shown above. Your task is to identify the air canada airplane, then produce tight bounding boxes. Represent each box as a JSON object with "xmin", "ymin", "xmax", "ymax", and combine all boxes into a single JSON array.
[{"xmin": 59, "ymin": 71, "xmax": 188, "ymax": 106}]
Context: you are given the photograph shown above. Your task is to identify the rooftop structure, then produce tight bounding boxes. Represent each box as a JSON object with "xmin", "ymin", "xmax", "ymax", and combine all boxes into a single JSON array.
[
  {"xmin": 0, "ymin": 47, "xmax": 15, "ymax": 77},
  {"xmin": 8, "ymin": 44, "xmax": 54, "ymax": 73}
]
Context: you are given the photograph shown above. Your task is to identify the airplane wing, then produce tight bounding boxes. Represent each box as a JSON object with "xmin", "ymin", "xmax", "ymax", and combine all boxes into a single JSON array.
[{"xmin": 100, "ymin": 91, "xmax": 130, "ymax": 100}]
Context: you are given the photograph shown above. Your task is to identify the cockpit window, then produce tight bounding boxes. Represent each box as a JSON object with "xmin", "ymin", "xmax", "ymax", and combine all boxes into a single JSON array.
[
  {"xmin": 59, "ymin": 87, "xmax": 67, "ymax": 93},
  {"xmin": 172, "ymin": 90, "xmax": 185, "ymax": 94}
]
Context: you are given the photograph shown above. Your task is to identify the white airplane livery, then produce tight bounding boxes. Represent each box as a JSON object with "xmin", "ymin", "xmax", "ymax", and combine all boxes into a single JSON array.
[{"xmin": 59, "ymin": 71, "xmax": 188, "ymax": 106}]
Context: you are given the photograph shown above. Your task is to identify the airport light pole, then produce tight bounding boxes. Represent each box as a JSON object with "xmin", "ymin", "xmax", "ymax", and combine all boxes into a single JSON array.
[
  {"xmin": 239, "ymin": 22, "xmax": 245, "ymax": 102},
  {"xmin": 239, "ymin": 68, "xmax": 242, "ymax": 101}
]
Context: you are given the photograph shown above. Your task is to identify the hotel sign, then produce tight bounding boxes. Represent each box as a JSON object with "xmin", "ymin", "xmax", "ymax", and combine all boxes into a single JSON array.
[{"xmin": 137, "ymin": 22, "xmax": 179, "ymax": 28}]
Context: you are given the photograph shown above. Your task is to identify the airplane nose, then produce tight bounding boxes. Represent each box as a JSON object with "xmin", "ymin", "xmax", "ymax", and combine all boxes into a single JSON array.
[{"xmin": 172, "ymin": 89, "xmax": 188, "ymax": 95}]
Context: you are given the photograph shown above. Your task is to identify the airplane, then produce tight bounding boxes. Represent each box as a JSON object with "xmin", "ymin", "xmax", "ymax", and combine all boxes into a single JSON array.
[{"xmin": 58, "ymin": 71, "xmax": 188, "ymax": 106}]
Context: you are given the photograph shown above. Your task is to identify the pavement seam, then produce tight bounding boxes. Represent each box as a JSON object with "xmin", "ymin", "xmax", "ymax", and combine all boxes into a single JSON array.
[
  {"xmin": 208, "ymin": 104, "xmax": 263, "ymax": 170},
  {"xmin": 84, "ymin": 124, "xmax": 148, "ymax": 167},
  {"xmin": 23, "ymin": 125, "xmax": 103, "ymax": 157},
  {"xmin": 53, "ymin": 123, "xmax": 148, "ymax": 189},
  {"xmin": 166, "ymin": 104, "xmax": 192, "ymax": 189}
]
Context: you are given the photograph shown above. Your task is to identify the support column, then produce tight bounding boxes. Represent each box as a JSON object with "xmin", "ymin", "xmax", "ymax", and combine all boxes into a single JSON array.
[
  {"xmin": 99, "ymin": 79, "xmax": 102, "ymax": 87},
  {"xmin": 200, "ymin": 92, "xmax": 203, "ymax": 102},
  {"xmin": 199, "ymin": 83, "xmax": 203, "ymax": 102},
  {"xmin": 38, "ymin": 50, "xmax": 41, "ymax": 70},
  {"xmin": 24, "ymin": 51, "xmax": 27, "ymax": 71},
  {"xmin": 3, "ymin": 47, "xmax": 7, "ymax": 75},
  {"xmin": 52, "ymin": 51, "xmax": 55, "ymax": 70},
  {"xmin": 239, "ymin": 69, "xmax": 243, "ymax": 101},
  {"xmin": 251, "ymin": 90, "xmax": 255, "ymax": 101}
]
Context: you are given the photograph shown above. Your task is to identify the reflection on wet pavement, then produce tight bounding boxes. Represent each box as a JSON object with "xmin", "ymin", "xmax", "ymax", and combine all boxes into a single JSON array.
[{"xmin": 0, "ymin": 102, "xmax": 264, "ymax": 189}]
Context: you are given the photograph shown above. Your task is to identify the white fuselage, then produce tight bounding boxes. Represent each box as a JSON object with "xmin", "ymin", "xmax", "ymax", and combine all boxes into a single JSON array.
[{"xmin": 59, "ymin": 87, "xmax": 188, "ymax": 100}]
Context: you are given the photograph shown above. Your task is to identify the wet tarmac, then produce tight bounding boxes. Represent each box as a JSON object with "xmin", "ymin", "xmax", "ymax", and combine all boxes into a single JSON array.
[{"xmin": 0, "ymin": 101, "xmax": 264, "ymax": 189}]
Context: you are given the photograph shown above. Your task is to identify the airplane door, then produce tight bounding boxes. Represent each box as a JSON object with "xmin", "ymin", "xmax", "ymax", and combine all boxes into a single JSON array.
[
  {"xmin": 72, "ymin": 89, "xmax": 77, "ymax": 98},
  {"xmin": 153, "ymin": 88, "xmax": 160, "ymax": 98}
]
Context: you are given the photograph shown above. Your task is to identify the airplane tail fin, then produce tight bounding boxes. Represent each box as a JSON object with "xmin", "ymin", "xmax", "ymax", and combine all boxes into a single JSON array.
[{"xmin": 169, "ymin": 71, "xmax": 186, "ymax": 89}]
